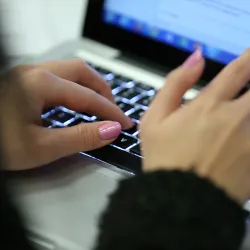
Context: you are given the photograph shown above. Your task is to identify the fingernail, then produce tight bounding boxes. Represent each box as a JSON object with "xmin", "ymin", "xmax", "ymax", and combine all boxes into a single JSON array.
[
  {"xmin": 183, "ymin": 48, "xmax": 203, "ymax": 68},
  {"xmin": 99, "ymin": 122, "xmax": 121, "ymax": 140}
]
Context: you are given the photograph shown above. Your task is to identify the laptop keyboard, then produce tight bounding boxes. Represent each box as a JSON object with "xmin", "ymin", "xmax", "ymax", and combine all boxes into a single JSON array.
[{"xmin": 41, "ymin": 62, "xmax": 197, "ymax": 174}]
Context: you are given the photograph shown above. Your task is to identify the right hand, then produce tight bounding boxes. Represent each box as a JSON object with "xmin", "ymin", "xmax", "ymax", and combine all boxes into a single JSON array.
[{"xmin": 140, "ymin": 48, "xmax": 250, "ymax": 204}]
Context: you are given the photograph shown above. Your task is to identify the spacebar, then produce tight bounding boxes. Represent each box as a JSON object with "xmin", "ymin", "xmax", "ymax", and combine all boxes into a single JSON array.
[{"xmin": 86, "ymin": 145, "xmax": 142, "ymax": 174}]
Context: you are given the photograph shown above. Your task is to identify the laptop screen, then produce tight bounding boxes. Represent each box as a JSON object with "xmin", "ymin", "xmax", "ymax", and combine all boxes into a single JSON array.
[{"xmin": 102, "ymin": 0, "xmax": 250, "ymax": 65}]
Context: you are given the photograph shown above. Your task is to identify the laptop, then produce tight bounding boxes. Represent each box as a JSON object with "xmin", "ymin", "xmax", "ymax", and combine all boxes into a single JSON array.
[{"xmin": 9, "ymin": 0, "xmax": 250, "ymax": 249}]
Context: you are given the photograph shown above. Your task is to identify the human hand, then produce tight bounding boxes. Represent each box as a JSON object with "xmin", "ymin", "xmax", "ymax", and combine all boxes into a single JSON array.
[
  {"xmin": 0, "ymin": 59, "xmax": 133, "ymax": 171},
  {"xmin": 140, "ymin": 48, "xmax": 250, "ymax": 203}
]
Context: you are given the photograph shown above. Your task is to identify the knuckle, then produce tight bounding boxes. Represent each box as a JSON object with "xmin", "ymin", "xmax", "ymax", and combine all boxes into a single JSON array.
[
  {"xmin": 14, "ymin": 68, "xmax": 49, "ymax": 93},
  {"xmin": 11, "ymin": 65, "xmax": 35, "ymax": 74},
  {"xmin": 22, "ymin": 68, "xmax": 49, "ymax": 83},
  {"xmin": 73, "ymin": 58, "xmax": 86, "ymax": 70},
  {"xmin": 75, "ymin": 125, "xmax": 97, "ymax": 148}
]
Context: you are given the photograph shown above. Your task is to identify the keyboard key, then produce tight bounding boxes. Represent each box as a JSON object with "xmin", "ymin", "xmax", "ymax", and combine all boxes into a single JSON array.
[
  {"xmin": 137, "ymin": 96, "xmax": 154, "ymax": 106},
  {"xmin": 48, "ymin": 111, "xmax": 75, "ymax": 123},
  {"xmin": 42, "ymin": 107, "xmax": 54, "ymax": 115},
  {"xmin": 97, "ymin": 67, "xmax": 111, "ymax": 75},
  {"xmin": 68, "ymin": 118, "xmax": 89, "ymax": 127},
  {"xmin": 115, "ymin": 75, "xmax": 133, "ymax": 83},
  {"xmin": 89, "ymin": 64, "xmax": 98, "ymax": 71},
  {"xmin": 130, "ymin": 109, "xmax": 145, "ymax": 120},
  {"xmin": 135, "ymin": 82, "xmax": 155, "ymax": 91},
  {"xmin": 130, "ymin": 144, "xmax": 141, "ymax": 156},
  {"xmin": 86, "ymin": 62, "xmax": 93, "ymax": 67},
  {"xmin": 87, "ymin": 145, "xmax": 142, "ymax": 174},
  {"xmin": 112, "ymin": 134, "xmax": 137, "ymax": 149},
  {"xmin": 42, "ymin": 119, "xmax": 53, "ymax": 127},
  {"xmin": 79, "ymin": 112, "xmax": 93, "ymax": 118},
  {"xmin": 117, "ymin": 88, "xmax": 141, "ymax": 100},
  {"xmin": 135, "ymin": 131, "xmax": 140, "ymax": 139},
  {"xmin": 182, "ymin": 98, "xmax": 186, "ymax": 104},
  {"xmin": 116, "ymin": 101, "xmax": 134, "ymax": 113},
  {"xmin": 92, "ymin": 117, "xmax": 102, "ymax": 122},
  {"xmin": 123, "ymin": 125, "xmax": 138, "ymax": 135},
  {"xmin": 51, "ymin": 125, "xmax": 63, "ymax": 128},
  {"xmin": 95, "ymin": 65, "xmax": 111, "ymax": 75},
  {"xmin": 110, "ymin": 81, "xmax": 120, "ymax": 90},
  {"xmin": 105, "ymin": 73, "xmax": 115, "ymax": 81}
]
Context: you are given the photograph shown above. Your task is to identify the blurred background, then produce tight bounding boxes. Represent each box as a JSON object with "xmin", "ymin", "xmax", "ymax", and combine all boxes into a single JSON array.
[{"xmin": 0, "ymin": 0, "xmax": 87, "ymax": 58}]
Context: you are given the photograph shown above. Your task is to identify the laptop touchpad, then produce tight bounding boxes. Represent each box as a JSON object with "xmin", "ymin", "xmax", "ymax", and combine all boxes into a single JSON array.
[{"xmin": 9, "ymin": 154, "xmax": 125, "ymax": 250}]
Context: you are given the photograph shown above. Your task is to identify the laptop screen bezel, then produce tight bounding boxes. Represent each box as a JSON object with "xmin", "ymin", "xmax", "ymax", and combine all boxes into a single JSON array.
[{"xmin": 83, "ymin": 0, "xmax": 226, "ymax": 82}]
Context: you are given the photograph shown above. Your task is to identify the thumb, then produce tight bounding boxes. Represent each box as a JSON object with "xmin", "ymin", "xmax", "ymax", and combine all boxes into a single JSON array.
[{"xmin": 39, "ymin": 121, "xmax": 121, "ymax": 163}]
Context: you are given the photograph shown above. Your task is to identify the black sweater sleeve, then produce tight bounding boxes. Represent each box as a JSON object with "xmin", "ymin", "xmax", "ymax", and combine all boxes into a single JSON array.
[
  {"xmin": 94, "ymin": 170, "xmax": 247, "ymax": 250},
  {"xmin": 1, "ymin": 172, "xmax": 34, "ymax": 250}
]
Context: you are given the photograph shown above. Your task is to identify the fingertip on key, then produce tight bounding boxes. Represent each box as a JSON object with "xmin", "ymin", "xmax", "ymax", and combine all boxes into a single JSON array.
[{"xmin": 123, "ymin": 117, "xmax": 135, "ymax": 130}]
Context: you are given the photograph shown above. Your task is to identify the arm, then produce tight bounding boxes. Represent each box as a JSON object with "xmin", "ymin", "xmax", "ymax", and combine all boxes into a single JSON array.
[
  {"xmin": 95, "ymin": 171, "xmax": 246, "ymax": 250},
  {"xmin": 94, "ymin": 49, "xmax": 250, "ymax": 250}
]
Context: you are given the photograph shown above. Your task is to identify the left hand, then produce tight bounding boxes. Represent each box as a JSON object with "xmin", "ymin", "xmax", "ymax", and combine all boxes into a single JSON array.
[{"xmin": 0, "ymin": 59, "xmax": 133, "ymax": 171}]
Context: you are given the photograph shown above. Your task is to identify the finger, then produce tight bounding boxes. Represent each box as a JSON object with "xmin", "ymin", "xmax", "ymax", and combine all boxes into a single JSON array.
[
  {"xmin": 30, "ymin": 69, "xmax": 133, "ymax": 129},
  {"xmin": 35, "ymin": 121, "xmax": 121, "ymax": 165},
  {"xmin": 38, "ymin": 59, "xmax": 114, "ymax": 102},
  {"xmin": 202, "ymin": 49, "xmax": 250, "ymax": 100},
  {"xmin": 148, "ymin": 49, "xmax": 205, "ymax": 120}
]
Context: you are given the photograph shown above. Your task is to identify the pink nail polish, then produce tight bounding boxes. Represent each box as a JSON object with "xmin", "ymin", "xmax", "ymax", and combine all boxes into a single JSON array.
[
  {"xmin": 183, "ymin": 48, "xmax": 203, "ymax": 68},
  {"xmin": 99, "ymin": 122, "xmax": 121, "ymax": 140}
]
